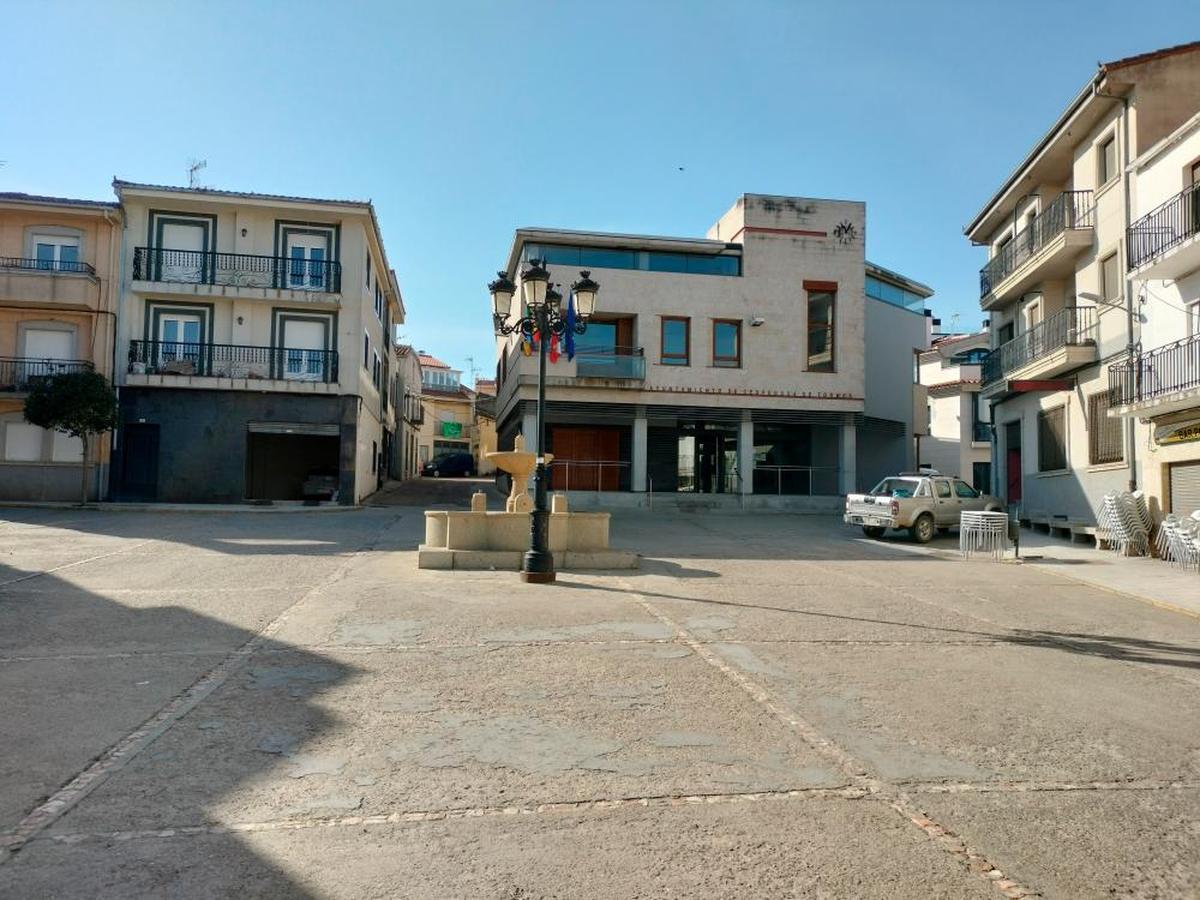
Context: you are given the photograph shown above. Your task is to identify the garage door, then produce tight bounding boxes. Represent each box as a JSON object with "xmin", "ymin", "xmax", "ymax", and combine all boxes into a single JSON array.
[{"xmin": 1169, "ymin": 460, "xmax": 1200, "ymax": 517}]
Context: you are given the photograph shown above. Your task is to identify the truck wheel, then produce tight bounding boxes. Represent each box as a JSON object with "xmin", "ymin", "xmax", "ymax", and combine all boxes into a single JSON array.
[
  {"xmin": 909, "ymin": 513, "xmax": 935, "ymax": 544},
  {"xmin": 862, "ymin": 526, "xmax": 886, "ymax": 539}
]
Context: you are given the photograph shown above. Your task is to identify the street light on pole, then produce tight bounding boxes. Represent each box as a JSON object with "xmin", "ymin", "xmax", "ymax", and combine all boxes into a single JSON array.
[{"xmin": 490, "ymin": 261, "xmax": 598, "ymax": 583}]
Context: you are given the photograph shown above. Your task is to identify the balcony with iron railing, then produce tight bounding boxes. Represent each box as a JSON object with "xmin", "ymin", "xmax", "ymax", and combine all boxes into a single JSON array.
[
  {"xmin": 1127, "ymin": 182, "xmax": 1200, "ymax": 278},
  {"xmin": 1108, "ymin": 332, "xmax": 1200, "ymax": 417},
  {"xmin": 0, "ymin": 357, "xmax": 94, "ymax": 393},
  {"xmin": 0, "ymin": 257, "xmax": 100, "ymax": 307},
  {"xmin": 979, "ymin": 190, "xmax": 1094, "ymax": 305},
  {"xmin": 980, "ymin": 306, "xmax": 1098, "ymax": 393},
  {"xmin": 127, "ymin": 340, "xmax": 338, "ymax": 385},
  {"xmin": 132, "ymin": 247, "xmax": 342, "ymax": 295}
]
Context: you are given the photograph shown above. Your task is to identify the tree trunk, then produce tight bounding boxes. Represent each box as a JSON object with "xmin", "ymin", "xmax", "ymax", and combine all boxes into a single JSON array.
[{"xmin": 79, "ymin": 433, "xmax": 90, "ymax": 507}]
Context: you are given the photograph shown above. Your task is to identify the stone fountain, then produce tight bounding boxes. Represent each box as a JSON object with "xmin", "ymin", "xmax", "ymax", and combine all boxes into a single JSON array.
[{"xmin": 418, "ymin": 435, "xmax": 637, "ymax": 571}]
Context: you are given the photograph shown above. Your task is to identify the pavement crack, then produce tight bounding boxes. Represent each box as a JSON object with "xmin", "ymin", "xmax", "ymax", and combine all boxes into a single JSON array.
[{"xmin": 615, "ymin": 575, "xmax": 1042, "ymax": 900}]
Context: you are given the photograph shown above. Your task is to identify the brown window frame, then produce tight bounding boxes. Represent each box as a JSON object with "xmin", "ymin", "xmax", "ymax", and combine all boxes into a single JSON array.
[
  {"xmin": 1098, "ymin": 134, "xmax": 1117, "ymax": 186},
  {"xmin": 1087, "ymin": 391, "xmax": 1124, "ymax": 465},
  {"xmin": 711, "ymin": 318, "xmax": 742, "ymax": 368},
  {"xmin": 1037, "ymin": 406, "xmax": 1068, "ymax": 472},
  {"xmin": 804, "ymin": 280, "xmax": 837, "ymax": 373},
  {"xmin": 1100, "ymin": 251, "xmax": 1121, "ymax": 305},
  {"xmin": 660, "ymin": 316, "xmax": 690, "ymax": 366}
]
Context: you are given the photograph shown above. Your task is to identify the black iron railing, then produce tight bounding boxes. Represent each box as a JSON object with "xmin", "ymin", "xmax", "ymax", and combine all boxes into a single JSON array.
[
  {"xmin": 128, "ymin": 340, "xmax": 338, "ymax": 383},
  {"xmin": 0, "ymin": 357, "xmax": 93, "ymax": 392},
  {"xmin": 0, "ymin": 257, "xmax": 96, "ymax": 276},
  {"xmin": 1109, "ymin": 332, "xmax": 1200, "ymax": 406},
  {"xmin": 575, "ymin": 346, "xmax": 646, "ymax": 379},
  {"xmin": 972, "ymin": 420, "xmax": 993, "ymax": 442},
  {"xmin": 132, "ymin": 247, "xmax": 342, "ymax": 293},
  {"xmin": 981, "ymin": 306, "xmax": 1097, "ymax": 385},
  {"xmin": 979, "ymin": 190, "xmax": 1094, "ymax": 297},
  {"xmin": 1127, "ymin": 183, "xmax": 1200, "ymax": 270}
]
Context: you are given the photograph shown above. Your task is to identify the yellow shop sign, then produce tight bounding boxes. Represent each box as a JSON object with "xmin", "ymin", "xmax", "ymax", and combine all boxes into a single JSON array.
[{"xmin": 1155, "ymin": 418, "xmax": 1200, "ymax": 446}]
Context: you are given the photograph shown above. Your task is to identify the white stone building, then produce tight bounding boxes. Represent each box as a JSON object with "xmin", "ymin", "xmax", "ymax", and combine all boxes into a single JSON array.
[
  {"xmin": 1110, "ymin": 107, "xmax": 1200, "ymax": 519},
  {"xmin": 964, "ymin": 42, "xmax": 1200, "ymax": 527},
  {"xmin": 491, "ymin": 193, "xmax": 932, "ymax": 506},
  {"xmin": 915, "ymin": 331, "xmax": 992, "ymax": 489}
]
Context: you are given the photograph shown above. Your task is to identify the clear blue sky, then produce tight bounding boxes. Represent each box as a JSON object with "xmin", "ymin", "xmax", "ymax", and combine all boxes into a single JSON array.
[{"xmin": 3, "ymin": 1, "xmax": 1193, "ymax": 383}]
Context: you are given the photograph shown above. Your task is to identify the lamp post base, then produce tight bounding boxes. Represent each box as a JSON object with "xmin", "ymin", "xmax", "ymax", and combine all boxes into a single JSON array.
[{"xmin": 520, "ymin": 548, "xmax": 556, "ymax": 583}]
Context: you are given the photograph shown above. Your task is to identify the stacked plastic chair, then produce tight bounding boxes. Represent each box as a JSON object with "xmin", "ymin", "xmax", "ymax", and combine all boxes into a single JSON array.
[
  {"xmin": 1096, "ymin": 491, "xmax": 1150, "ymax": 557},
  {"xmin": 959, "ymin": 511, "xmax": 1010, "ymax": 560}
]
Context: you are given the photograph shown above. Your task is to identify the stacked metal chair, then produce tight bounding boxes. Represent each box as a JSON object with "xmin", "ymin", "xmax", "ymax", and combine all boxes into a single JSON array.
[
  {"xmin": 959, "ymin": 510, "xmax": 1010, "ymax": 560},
  {"xmin": 1158, "ymin": 513, "xmax": 1200, "ymax": 571},
  {"xmin": 1096, "ymin": 491, "xmax": 1151, "ymax": 557}
]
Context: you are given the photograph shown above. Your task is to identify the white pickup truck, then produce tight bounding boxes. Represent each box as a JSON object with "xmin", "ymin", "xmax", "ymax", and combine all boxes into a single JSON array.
[{"xmin": 844, "ymin": 472, "xmax": 1004, "ymax": 543}]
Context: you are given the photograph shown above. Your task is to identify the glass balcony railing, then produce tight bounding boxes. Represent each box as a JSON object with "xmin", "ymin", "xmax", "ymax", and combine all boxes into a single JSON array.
[{"xmin": 575, "ymin": 347, "xmax": 646, "ymax": 379}]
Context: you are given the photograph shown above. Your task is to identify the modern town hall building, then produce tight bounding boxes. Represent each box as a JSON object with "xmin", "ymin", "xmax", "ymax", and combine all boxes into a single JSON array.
[{"xmin": 491, "ymin": 193, "xmax": 932, "ymax": 506}]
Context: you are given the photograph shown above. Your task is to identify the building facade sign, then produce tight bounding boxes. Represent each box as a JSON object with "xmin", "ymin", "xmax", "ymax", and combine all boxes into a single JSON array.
[{"xmin": 1155, "ymin": 418, "xmax": 1200, "ymax": 446}]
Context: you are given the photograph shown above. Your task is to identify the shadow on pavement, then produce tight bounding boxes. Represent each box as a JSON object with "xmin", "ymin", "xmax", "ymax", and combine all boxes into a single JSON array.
[
  {"xmin": 561, "ymin": 573, "xmax": 1200, "ymax": 673},
  {"xmin": 0, "ymin": 550, "xmax": 358, "ymax": 897}
]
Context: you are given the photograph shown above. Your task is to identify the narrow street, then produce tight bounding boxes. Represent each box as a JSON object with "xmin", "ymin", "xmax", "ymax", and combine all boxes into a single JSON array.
[{"xmin": 2, "ymin": 507, "xmax": 1198, "ymax": 897}]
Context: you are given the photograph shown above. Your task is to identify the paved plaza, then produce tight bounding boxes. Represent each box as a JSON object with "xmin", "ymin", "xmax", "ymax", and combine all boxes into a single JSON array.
[{"xmin": 1, "ymin": 505, "xmax": 1199, "ymax": 898}]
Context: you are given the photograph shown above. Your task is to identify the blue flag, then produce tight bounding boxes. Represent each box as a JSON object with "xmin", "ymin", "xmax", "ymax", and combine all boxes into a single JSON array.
[{"xmin": 564, "ymin": 290, "xmax": 577, "ymax": 361}]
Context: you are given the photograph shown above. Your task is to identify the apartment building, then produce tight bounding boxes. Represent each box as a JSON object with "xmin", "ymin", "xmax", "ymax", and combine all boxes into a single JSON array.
[
  {"xmin": 109, "ymin": 181, "xmax": 403, "ymax": 504},
  {"xmin": 390, "ymin": 344, "xmax": 424, "ymax": 481},
  {"xmin": 491, "ymin": 194, "xmax": 932, "ymax": 505},
  {"xmin": 474, "ymin": 378, "xmax": 498, "ymax": 476},
  {"xmin": 1109, "ymin": 106, "xmax": 1200, "ymax": 518},
  {"xmin": 915, "ymin": 330, "xmax": 992, "ymax": 489},
  {"xmin": 417, "ymin": 353, "xmax": 477, "ymax": 469},
  {"xmin": 0, "ymin": 193, "xmax": 121, "ymax": 501},
  {"xmin": 965, "ymin": 42, "xmax": 1200, "ymax": 525}
]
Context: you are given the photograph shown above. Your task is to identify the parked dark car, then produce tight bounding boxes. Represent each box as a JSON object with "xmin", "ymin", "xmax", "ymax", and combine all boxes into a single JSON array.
[{"xmin": 422, "ymin": 451, "xmax": 475, "ymax": 478}]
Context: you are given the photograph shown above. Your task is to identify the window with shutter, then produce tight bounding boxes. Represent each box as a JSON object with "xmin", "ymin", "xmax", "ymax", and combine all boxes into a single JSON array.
[
  {"xmin": 1037, "ymin": 407, "xmax": 1067, "ymax": 472},
  {"xmin": 1087, "ymin": 392, "xmax": 1123, "ymax": 465}
]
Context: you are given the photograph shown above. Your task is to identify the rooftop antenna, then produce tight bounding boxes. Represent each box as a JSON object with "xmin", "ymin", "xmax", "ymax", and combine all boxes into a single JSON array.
[
  {"xmin": 948, "ymin": 312, "xmax": 961, "ymax": 332},
  {"xmin": 464, "ymin": 355, "xmax": 482, "ymax": 388},
  {"xmin": 187, "ymin": 158, "xmax": 207, "ymax": 189}
]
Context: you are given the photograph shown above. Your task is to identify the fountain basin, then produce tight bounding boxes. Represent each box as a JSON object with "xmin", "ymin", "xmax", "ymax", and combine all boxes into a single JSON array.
[{"xmin": 418, "ymin": 495, "xmax": 638, "ymax": 571}]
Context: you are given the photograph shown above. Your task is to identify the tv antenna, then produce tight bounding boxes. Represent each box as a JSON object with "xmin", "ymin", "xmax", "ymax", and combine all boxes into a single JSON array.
[{"xmin": 187, "ymin": 158, "xmax": 207, "ymax": 189}]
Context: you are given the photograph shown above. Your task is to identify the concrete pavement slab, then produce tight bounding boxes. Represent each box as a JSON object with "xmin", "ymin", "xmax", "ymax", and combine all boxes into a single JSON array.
[
  {"xmin": 49, "ymin": 643, "xmax": 844, "ymax": 834},
  {"xmin": 13, "ymin": 798, "xmax": 998, "ymax": 899},
  {"xmin": 915, "ymin": 787, "xmax": 1200, "ymax": 899},
  {"xmin": 713, "ymin": 641, "xmax": 1200, "ymax": 784},
  {"xmin": 0, "ymin": 653, "xmax": 226, "ymax": 828}
]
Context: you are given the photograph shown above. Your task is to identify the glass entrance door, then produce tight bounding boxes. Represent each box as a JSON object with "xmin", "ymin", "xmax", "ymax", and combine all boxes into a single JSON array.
[{"xmin": 678, "ymin": 424, "xmax": 738, "ymax": 494}]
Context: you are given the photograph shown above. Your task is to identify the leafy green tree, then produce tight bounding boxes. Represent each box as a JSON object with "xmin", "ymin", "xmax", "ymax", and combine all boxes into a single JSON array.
[{"xmin": 24, "ymin": 370, "xmax": 118, "ymax": 506}]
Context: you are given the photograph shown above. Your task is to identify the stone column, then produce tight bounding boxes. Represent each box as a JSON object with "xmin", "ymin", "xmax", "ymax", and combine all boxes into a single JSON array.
[
  {"xmin": 839, "ymin": 423, "xmax": 857, "ymax": 495},
  {"xmin": 738, "ymin": 416, "xmax": 754, "ymax": 495},
  {"xmin": 632, "ymin": 411, "xmax": 648, "ymax": 492}
]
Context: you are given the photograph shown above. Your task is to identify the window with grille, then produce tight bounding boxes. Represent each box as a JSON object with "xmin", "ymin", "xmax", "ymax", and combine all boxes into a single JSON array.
[
  {"xmin": 1087, "ymin": 391, "xmax": 1123, "ymax": 465},
  {"xmin": 1037, "ymin": 406, "xmax": 1067, "ymax": 472}
]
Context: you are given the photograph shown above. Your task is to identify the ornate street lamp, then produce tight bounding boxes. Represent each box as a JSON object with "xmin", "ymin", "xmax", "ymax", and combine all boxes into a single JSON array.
[{"xmin": 490, "ymin": 261, "xmax": 598, "ymax": 583}]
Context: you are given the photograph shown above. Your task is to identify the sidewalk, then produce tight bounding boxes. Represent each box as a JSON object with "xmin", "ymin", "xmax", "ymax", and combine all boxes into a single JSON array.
[
  {"xmin": 0, "ymin": 501, "xmax": 359, "ymax": 513},
  {"xmin": 1011, "ymin": 528, "xmax": 1200, "ymax": 621}
]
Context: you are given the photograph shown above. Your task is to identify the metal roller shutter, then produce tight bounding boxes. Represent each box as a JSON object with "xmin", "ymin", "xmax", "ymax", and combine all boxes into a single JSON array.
[{"xmin": 1169, "ymin": 461, "xmax": 1200, "ymax": 517}]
